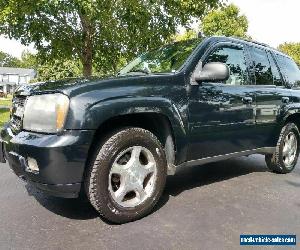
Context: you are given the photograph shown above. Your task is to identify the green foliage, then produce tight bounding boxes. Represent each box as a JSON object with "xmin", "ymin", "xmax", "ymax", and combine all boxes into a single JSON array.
[
  {"xmin": 278, "ymin": 43, "xmax": 300, "ymax": 66},
  {"xmin": 35, "ymin": 59, "xmax": 82, "ymax": 81},
  {"xmin": 0, "ymin": 0, "xmax": 222, "ymax": 77},
  {"xmin": 0, "ymin": 51, "xmax": 21, "ymax": 67},
  {"xmin": 201, "ymin": 4, "xmax": 249, "ymax": 38},
  {"xmin": 18, "ymin": 51, "xmax": 38, "ymax": 69},
  {"xmin": 170, "ymin": 30, "xmax": 198, "ymax": 42}
]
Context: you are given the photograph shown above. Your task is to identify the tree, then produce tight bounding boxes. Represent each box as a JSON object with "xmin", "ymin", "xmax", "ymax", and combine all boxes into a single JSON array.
[
  {"xmin": 170, "ymin": 30, "xmax": 198, "ymax": 42},
  {"xmin": 201, "ymin": 4, "xmax": 249, "ymax": 38},
  {"xmin": 36, "ymin": 59, "xmax": 82, "ymax": 81},
  {"xmin": 0, "ymin": 51, "xmax": 21, "ymax": 67},
  {"xmin": 278, "ymin": 42, "xmax": 300, "ymax": 66},
  {"xmin": 18, "ymin": 51, "xmax": 38, "ymax": 69},
  {"xmin": 16, "ymin": 51, "xmax": 82, "ymax": 82},
  {"xmin": 0, "ymin": 0, "xmax": 221, "ymax": 77}
]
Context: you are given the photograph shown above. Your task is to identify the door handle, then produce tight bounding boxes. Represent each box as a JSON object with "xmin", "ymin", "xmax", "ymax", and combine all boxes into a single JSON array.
[
  {"xmin": 282, "ymin": 97, "xmax": 290, "ymax": 104},
  {"xmin": 242, "ymin": 97, "xmax": 253, "ymax": 105}
]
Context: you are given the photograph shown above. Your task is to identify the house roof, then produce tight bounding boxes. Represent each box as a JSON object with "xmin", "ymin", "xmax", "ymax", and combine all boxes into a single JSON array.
[{"xmin": 0, "ymin": 67, "xmax": 36, "ymax": 77}]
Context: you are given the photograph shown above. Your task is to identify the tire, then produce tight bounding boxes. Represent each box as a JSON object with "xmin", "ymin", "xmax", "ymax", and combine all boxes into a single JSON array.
[
  {"xmin": 85, "ymin": 127, "xmax": 167, "ymax": 224},
  {"xmin": 265, "ymin": 123, "xmax": 300, "ymax": 174}
]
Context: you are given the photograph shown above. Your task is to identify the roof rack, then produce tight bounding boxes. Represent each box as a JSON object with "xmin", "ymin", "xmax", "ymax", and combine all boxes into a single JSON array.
[{"xmin": 232, "ymin": 37, "xmax": 271, "ymax": 48}]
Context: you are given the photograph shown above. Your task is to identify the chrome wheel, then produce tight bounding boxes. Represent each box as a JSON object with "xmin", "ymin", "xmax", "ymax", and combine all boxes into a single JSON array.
[
  {"xmin": 108, "ymin": 146, "xmax": 157, "ymax": 208},
  {"xmin": 283, "ymin": 132, "xmax": 298, "ymax": 168}
]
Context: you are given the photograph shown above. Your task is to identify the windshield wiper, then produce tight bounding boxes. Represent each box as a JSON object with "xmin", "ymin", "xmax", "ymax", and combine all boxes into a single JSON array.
[{"xmin": 126, "ymin": 69, "xmax": 151, "ymax": 75}]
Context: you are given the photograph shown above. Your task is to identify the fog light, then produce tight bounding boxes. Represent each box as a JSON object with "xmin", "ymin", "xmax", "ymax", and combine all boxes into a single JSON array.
[{"xmin": 26, "ymin": 157, "xmax": 39, "ymax": 174}]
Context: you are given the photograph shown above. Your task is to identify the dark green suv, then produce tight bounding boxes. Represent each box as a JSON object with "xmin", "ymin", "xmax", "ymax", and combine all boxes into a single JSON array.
[{"xmin": 1, "ymin": 36, "xmax": 300, "ymax": 223}]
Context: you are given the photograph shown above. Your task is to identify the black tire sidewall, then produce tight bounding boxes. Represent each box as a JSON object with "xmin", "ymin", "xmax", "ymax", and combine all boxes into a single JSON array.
[
  {"xmin": 88, "ymin": 128, "xmax": 167, "ymax": 223},
  {"xmin": 278, "ymin": 124, "xmax": 300, "ymax": 172}
]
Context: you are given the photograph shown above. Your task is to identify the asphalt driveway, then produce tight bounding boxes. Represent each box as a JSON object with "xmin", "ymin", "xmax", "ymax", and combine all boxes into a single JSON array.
[{"xmin": 0, "ymin": 155, "xmax": 300, "ymax": 250}]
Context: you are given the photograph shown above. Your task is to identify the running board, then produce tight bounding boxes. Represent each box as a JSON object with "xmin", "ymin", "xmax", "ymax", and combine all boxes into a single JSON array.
[{"xmin": 176, "ymin": 147, "xmax": 275, "ymax": 170}]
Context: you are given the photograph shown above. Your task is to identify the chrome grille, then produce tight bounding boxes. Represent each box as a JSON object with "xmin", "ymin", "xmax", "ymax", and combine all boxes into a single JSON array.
[{"xmin": 13, "ymin": 96, "xmax": 26, "ymax": 107}]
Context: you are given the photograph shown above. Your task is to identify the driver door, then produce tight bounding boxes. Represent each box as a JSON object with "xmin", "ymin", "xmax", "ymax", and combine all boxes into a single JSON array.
[{"xmin": 187, "ymin": 42, "xmax": 258, "ymax": 160}]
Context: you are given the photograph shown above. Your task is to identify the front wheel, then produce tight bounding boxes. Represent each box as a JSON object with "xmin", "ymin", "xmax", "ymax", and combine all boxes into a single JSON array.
[
  {"xmin": 265, "ymin": 123, "xmax": 300, "ymax": 174},
  {"xmin": 85, "ymin": 127, "xmax": 167, "ymax": 224}
]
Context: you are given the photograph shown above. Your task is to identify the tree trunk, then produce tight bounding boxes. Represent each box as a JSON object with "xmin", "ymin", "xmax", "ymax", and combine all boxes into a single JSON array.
[
  {"xmin": 79, "ymin": 11, "xmax": 94, "ymax": 77},
  {"xmin": 82, "ymin": 47, "xmax": 93, "ymax": 77}
]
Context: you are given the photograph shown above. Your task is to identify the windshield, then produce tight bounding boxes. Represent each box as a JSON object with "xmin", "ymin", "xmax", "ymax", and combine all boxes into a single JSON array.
[{"xmin": 119, "ymin": 39, "xmax": 202, "ymax": 75}]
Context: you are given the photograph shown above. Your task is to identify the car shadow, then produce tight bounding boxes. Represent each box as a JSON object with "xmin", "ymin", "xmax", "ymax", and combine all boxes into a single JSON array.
[
  {"xmin": 25, "ymin": 156, "xmax": 268, "ymax": 221},
  {"xmin": 154, "ymin": 156, "xmax": 268, "ymax": 212},
  {"xmin": 25, "ymin": 183, "xmax": 99, "ymax": 220}
]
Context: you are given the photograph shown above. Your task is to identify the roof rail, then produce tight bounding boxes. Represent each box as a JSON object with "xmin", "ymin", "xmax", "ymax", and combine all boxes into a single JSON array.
[{"xmin": 232, "ymin": 37, "xmax": 271, "ymax": 48}]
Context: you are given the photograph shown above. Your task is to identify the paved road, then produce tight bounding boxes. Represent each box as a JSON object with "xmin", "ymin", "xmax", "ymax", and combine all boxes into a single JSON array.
[{"xmin": 1, "ymin": 155, "xmax": 300, "ymax": 250}]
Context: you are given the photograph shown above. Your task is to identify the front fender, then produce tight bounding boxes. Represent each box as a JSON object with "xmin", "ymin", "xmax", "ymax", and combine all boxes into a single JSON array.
[
  {"xmin": 66, "ymin": 96, "xmax": 189, "ymax": 163},
  {"xmin": 85, "ymin": 96, "xmax": 186, "ymax": 135}
]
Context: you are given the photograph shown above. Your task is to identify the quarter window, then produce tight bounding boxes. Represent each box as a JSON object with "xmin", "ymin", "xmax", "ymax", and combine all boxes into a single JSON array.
[
  {"xmin": 250, "ymin": 47, "xmax": 273, "ymax": 85},
  {"xmin": 205, "ymin": 46, "xmax": 249, "ymax": 85},
  {"xmin": 276, "ymin": 55, "xmax": 300, "ymax": 86}
]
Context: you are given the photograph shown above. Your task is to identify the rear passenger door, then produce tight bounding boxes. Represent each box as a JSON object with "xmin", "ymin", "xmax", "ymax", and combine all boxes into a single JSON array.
[{"xmin": 248, "ymin": 46, "xmax": 291, "ymax": 147}]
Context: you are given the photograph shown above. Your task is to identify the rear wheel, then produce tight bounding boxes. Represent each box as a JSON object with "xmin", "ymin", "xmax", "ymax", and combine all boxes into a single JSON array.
[
  {"xmin": 265, "ymin": 123, "xmax": 300, "ymax": 174},
  {"xmin": 85, "ymin": 127, "xmax": 167, "ymax": 224}
]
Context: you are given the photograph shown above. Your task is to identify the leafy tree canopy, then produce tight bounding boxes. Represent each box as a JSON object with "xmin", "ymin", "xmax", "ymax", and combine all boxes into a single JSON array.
[
  {"xmin": 0, "ymin": 50, "xmax": 21, "ymax": 67},
  {"xmin": 0, "ymin": 0, "xmax": 222, "ymax": 77},
  {"xmin": 201, "ymin": 4, "xmax": 249, "ymax": 38},
  {"xmin": 278, "ymin": 42, "xmax": 300, "ymax": 66},
  {"xmin": 35, "ymin": 59, "xmax": 82, "ymax": 82},
  {"xmin": 170, "ymin": 30, "xmax": 198, "ymax": 42}
]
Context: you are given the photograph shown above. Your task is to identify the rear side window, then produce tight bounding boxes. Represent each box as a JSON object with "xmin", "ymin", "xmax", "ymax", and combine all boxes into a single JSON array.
[
  {"xmin": 276, "ymin": 55, "xmax": 300, "ymax": 86},
  {"xmin": 249, "ymin": 47, "xmax": 273, "ymax": 85},
  {"xmin": 268, "ymin": 52, "xmax": 283, "ymax": 86},
  {"xmin": 205, "ymin": 46, "xmax": 249, "ymax": 85}
]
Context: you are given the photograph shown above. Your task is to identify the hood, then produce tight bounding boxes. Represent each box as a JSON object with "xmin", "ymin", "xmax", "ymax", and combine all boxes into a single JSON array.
[
  {"xmin": 14, "ymin": 75, "xmax": 121, "ymax": 96},
  {"xmin": 13, "ymin": 73, "xmax": 169, "ymax": 99}
]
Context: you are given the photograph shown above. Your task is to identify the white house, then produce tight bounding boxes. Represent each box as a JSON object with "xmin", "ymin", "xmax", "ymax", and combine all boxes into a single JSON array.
[{"xmin": 0, "ymin": 67, "xmax": 36, "ymax": 94}]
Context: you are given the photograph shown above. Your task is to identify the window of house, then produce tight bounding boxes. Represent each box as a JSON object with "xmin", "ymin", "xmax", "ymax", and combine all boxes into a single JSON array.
[
  {"xmin": 205, "ymin": 46, "xmax": 249, "ymax": 85},
  {"xmin": 250, "ymin": 47, "xmax": 273, "ymax": 85},
  {"xmin": 2, "ymin": 74, "xmax": 9, "ymax": 82}
]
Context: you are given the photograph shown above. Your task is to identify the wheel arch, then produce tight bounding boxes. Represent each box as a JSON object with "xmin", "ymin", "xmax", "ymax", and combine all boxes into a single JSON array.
[
  {"xmin": 84, "ymin": 112, "xmax": 179, "ymax": 180},
  {"xmin": 283, "ymin": 112, "xmax": 300, "ymax": 131}
]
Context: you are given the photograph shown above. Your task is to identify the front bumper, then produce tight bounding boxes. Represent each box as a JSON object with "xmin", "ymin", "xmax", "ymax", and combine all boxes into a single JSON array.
[{"xmin": 0, "ymin": 125, "xmax": 95, "ymax": 198}]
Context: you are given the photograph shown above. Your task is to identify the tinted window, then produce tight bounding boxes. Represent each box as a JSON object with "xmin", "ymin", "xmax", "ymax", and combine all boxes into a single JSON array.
[
  {"xmin": 268, "ymin": 52, "xmax": 283, "ymax": 86},
  {"xmin": 276, "ymin": 55, "xmax": 300, "ymax": 86},
  {"xmin": 250, "ymin": 47, "xmax": 273, "ymax": 85},
  {"xmin": 206, "ymin": 46, "xmax": 249, "ymax": 85}
]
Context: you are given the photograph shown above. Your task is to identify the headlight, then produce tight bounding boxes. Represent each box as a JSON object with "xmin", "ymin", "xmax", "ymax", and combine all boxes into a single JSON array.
[{"xmin": 23, "ymin": 93, "xmax": 69, "ymax": 133}]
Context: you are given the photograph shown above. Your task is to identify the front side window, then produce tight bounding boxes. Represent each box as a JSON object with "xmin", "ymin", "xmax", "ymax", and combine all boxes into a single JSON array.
[
  {"xmin": 250, "ymin": 47, "xmax": 273, "ymax": 85},
  {"xmin": 276, "ymin": 55, "xmax": 300, "ymax": 86},
  {"xmin": 205, "ymin": 46, "xmax": 249, "ymax": 85}
]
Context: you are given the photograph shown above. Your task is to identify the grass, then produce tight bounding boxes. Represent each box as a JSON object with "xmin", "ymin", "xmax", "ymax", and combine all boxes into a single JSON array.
[
  {"xmin": 0, "ymin": 95, "xmax": 13, "ymax": 107},
  {"xmin": 0, "ymin": 95, "xmax": 12, "ymax": 128},
  {"xmin": 0, "ymin": 109, "xmax": 10, "ymax": 128}
]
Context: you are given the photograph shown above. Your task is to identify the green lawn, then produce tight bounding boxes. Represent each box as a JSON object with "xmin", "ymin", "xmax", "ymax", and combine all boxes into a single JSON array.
[
  {"xmin": 0, "ymin": 95, "xmax": 12, "ymax": 107},
  {"xmin": 0, "ymin": 109, "xmax": 10, "ymax": 128}
]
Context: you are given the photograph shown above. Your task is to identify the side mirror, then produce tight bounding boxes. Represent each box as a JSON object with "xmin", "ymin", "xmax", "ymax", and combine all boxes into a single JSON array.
[{"xmin": 194, "ymin": 62, "xmax": 230, "ymax": 83}]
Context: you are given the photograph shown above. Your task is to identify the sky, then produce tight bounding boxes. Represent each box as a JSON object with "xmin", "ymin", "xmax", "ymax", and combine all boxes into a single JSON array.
[{"xmin": 0, "ymin": 0, "xmax": 299, "ymax": 58}]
